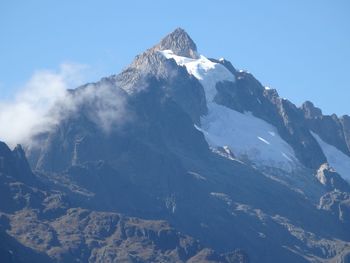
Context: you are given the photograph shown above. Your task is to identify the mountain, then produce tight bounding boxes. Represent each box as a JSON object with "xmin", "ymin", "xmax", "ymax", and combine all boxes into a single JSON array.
[
  {"xmin": 0, "ymin": 139, "xmax": 246, "ymax": 263},
  {"xmin": 1, "ymin": 28, "xmax": 350, "ymax": 262}
]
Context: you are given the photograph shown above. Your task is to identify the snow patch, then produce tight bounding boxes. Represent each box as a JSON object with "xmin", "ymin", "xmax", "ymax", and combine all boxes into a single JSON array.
[
  {"xmin": 258, "ymin": 136, "xmax": 270, "ymax": 145},
  {"xmin": 268, "ymin": 131, "xmax": 276, "ymax": 136},
  {"xmin": 187, "ymin": 171, "xmax": 206, "ymax": 181},
  {"xmin": 312, "ymin": 132, "xmax": 350, "ymax": 182},
  {"xmin": 160, "ymin": 50, "xmax": 235, "ymax": 101},
  {"xmin": 201, "ymin": 104, "xmax": 298, "ymax": 172},
  {"xmin": 210, "ymin": 192, "xmax": 232, "ymax": 205},
  {"xmin": 165, "ymin": 194, "xmax": 177, "ymax": 213}
]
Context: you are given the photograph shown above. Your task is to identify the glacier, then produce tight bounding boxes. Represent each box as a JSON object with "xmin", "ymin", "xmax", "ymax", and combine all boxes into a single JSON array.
[
  {"xmin": 312, "ymin": 132, "xmax": 350, "ymax": 182},
  {"xmin": 160, "ymin": 49, "xmax": 299, "ymax": 172}
]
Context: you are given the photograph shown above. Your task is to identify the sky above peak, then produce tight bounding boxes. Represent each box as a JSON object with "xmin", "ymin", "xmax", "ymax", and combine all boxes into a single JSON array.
[{"xmin": 1, "ymin": 0, "xmax": 349, "ymax": 115}]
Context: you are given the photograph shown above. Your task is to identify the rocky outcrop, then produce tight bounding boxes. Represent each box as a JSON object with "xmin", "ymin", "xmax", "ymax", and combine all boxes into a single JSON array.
[
  {"xmin": 301, "ymin": 101, "xmax": 322, "ymax": 119},
  {"xmin": 315, "ymin": 163, "xmax": 350, "ymax": 192},
  {"xmin": 153, "ymin": 27, "xmax": 199, "ymax": 58},
  {"xmin": 319, "ymin": 191, "xmax": 350, "ymax": 225},
  {"xmin": 301, "ymin": 101, "xmax": 350, "ymax": 157},
  {"xmin": 341, "ymin": 115, "xmax": 350, "ymax": 153},
  {"xmin": 7, "ymin": 208, "xmax": 217, "ymax": 263}
]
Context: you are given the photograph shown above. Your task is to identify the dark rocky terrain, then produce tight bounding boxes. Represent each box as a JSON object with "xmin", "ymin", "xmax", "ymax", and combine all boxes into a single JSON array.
[{"xmin": 1, "ymin": 28, "xmax": 350, "ymax": 262}]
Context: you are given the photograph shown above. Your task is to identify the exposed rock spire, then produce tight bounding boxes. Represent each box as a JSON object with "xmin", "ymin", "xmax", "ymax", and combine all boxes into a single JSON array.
[{"xmin": 154, "ymin": 27, "xmax": 199, "ymax": 58}]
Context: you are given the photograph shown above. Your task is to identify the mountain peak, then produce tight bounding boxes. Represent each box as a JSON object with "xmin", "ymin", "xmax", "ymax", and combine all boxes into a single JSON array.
[
  {"xmin": 154, "ymin": 28, "xmax": 199, "ymax": 58},
  {"xmin": 301, "ymin": 101, "xmax": 322, "ymax": 119}
]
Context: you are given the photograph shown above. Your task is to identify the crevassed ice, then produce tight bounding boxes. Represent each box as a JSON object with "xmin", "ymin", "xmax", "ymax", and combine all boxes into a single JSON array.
[
  {"xmin": 312, "ymin": 132, "xmax": 350, "ymax": 182},
  {"xmin": 200, "ymin": 104, "xmax": 298, "ymax": 172},
  {"xmin": 160, "ymin": 50, "xmax": 298, "ymax": 172}
]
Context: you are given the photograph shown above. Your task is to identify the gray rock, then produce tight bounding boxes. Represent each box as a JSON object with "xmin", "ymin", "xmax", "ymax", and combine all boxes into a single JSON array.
[{"xmin": 153, "ymin": 27, "xmax": 199, "ymax": 58}]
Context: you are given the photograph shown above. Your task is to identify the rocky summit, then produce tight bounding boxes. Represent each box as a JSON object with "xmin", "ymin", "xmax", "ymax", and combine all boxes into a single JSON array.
[{"xmin": 1, "ymin": 28, "xmax": 350, "ymax": 263}]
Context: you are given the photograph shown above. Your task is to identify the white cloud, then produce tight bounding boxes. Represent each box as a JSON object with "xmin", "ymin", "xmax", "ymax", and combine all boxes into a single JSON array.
[
  {"xmin": 70, "ymin": 83, "xmax": 129, "ymax": 134},
  {"xmin": 0, "ymin": 63, "xmax": 129, "ymax": 149},
  {"xmin": 0, "ymin": 63, "xmax": 88, "ymax": 148}
]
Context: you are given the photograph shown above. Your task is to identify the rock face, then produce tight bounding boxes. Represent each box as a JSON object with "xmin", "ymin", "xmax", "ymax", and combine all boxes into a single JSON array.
[
  {"xmin": 341, "ymin": 115, "xmax": 350, "ymax": 151},
  {"xmin": 315, "ymin": 163, "xmax": 350, "ymax": 192},
  {"xmin": 0, "ymin": 140, "xmax": 246, "ymax": 263},
  {"xmin": 302, "ymin": 101, "xmax": 350, "ymax": 157},
  {"xmin": 1, "ymin": 28, "xmax": 350, "ymax": 262},
  {"xmin": 154, "ymin": 27, "xmax": 199, "ymax": 58},
  {"xmin": 8, "ymin": 208, "xmax": 210, "ymax": 263}
]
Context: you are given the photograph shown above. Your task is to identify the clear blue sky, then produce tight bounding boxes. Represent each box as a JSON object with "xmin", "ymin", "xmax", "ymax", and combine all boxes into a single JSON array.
[{"xmin": 1, "ymin": 0, "xmax": 349, "ymax": 115}]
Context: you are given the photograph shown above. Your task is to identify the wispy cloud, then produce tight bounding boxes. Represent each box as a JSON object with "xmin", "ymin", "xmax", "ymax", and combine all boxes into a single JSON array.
[
  {"xmin": 69, "ymin": 82, "xmax": 129, "ymax": 134},
  {"xmin": 0, "ymin": 63, "xmax": 88, "ymax": 147},
  {"xmin": 0, "ymin": 63, "xmax": 130, "ymax": 149}
]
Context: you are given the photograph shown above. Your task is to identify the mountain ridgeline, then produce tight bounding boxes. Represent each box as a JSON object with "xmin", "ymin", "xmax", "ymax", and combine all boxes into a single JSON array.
[{"xmin": 1, "ymin": 28, "xmax": 350, "ymax": 263}]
